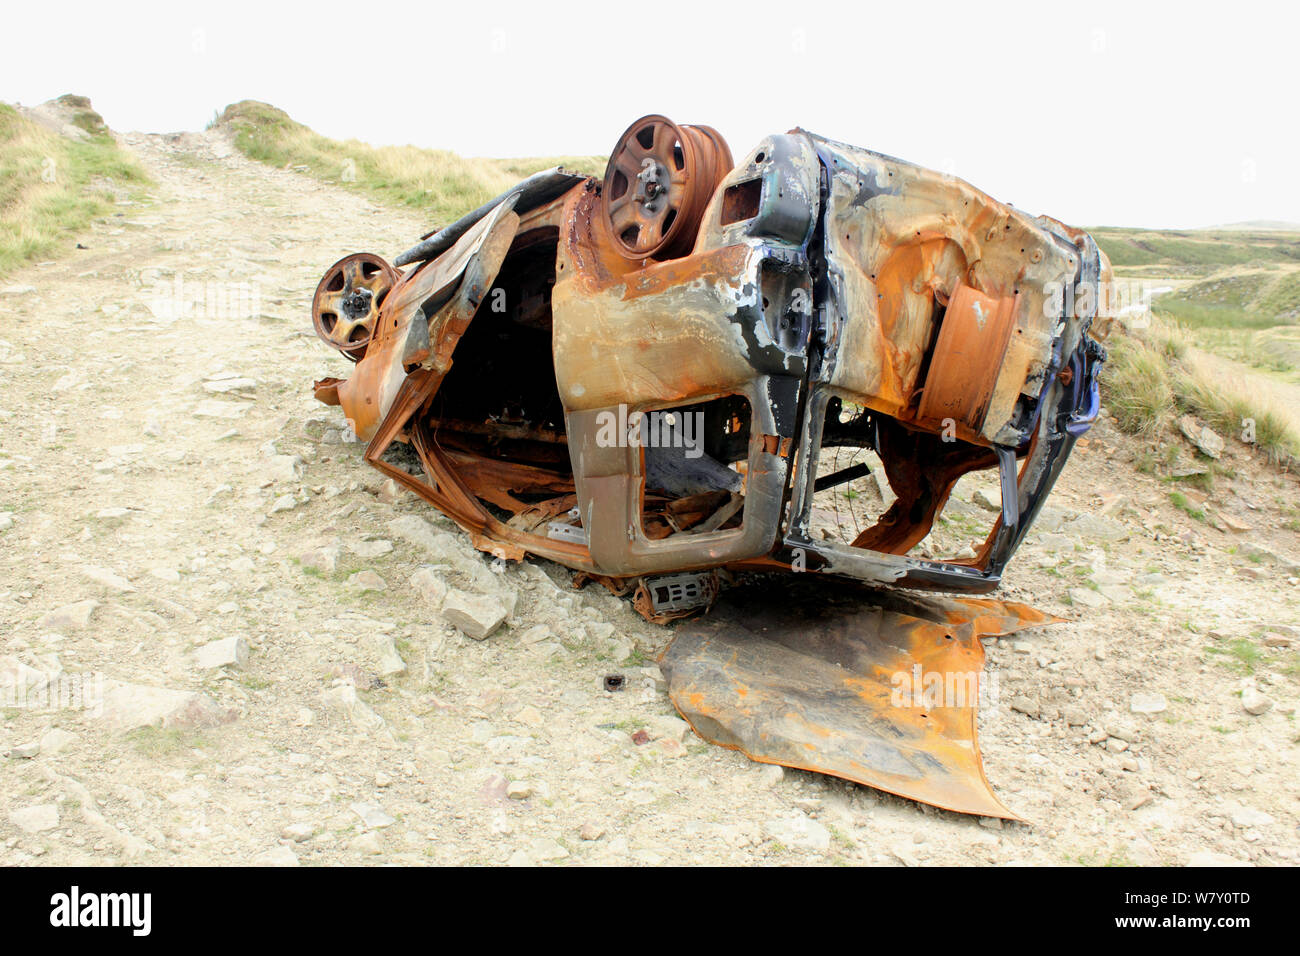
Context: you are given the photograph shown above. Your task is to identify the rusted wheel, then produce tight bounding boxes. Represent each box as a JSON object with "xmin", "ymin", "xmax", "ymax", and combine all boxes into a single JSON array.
[
  {"xmin": 691, "ymin": 124, "xmax": 736, "ymax": 200},
  {"xmin": 311, "ymin": 253, "xmax": 399, "ymax": 361},
  {"xmin": 602, "ymin": 115, "xmax": 733, "ymax": 260}
]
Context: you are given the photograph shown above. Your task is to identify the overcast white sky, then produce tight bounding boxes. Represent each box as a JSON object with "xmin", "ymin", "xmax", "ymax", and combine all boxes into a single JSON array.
[{"xmin": 4, "ymin": 0, "xmax": 1296, "ymax": 228}]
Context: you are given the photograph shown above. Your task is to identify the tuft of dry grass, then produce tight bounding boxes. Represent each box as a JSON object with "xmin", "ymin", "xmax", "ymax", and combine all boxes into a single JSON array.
[
  {"xmin": 1103, "ymin": 315, "xmax": 1299, "ymax": 466},
  {"xmin": 1102, "ymin": 333, "xmax": 1176, "ymax": 436},
  {"xmin": 214, "ymin": 101, "xmax": 605, "ymax": 228},
  {"xmin": 1170, "ymin": 362, "xmax": 1297, "ymax": 464}
]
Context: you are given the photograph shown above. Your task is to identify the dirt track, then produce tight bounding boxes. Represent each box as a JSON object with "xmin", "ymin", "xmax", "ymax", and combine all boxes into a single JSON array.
[{"xmin": 1, "ymin": 129, "xmax": 1297, "ymax": 866}]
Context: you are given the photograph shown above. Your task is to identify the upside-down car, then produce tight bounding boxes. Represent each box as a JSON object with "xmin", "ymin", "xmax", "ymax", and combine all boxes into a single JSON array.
[{"xmin": 309, "ymin": 115, "xmax": 1110, "ymax": 623}]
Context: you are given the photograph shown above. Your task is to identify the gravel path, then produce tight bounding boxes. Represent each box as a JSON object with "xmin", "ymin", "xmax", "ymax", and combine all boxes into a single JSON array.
[{"xmin": 1, "ymin": 130, "xmax": 1296, "ymax": 866}]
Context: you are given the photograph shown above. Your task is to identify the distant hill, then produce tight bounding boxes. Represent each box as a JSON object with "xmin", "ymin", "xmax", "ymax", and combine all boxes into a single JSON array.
[
  {"xmin": 1204, "ymin": 220, "xmax": 1300, "ymax": 233},
  {"xmin": 1091, "ymin": 225, "xmax": 1300, "ymax": 276}
]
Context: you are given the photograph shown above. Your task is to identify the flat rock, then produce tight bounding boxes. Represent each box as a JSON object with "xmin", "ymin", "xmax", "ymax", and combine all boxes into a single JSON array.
[
  {"xmin": 1010, "ymin": 696, "xmax": 1041, "ymax": 719},
  {"xmin": 252, "ymin": 845, "xmax": 299, "ymax": 867},
  {"xmin": 39, "ymin": 599, "xmax": 99, "ymax": 630},
  {"xmin": 1130, "ymin": 692, "xmax": 1168, "ymax": 715},
  {"xmin": 203, "ymin": 376, "xmax": 258, "ymax": 394},
  {"xmin": 80, "ymin": 565, "xmax": 134, "ymax": 593},
  {"xmin": 282, "ymin": 823, "xmax": 316, "ymax": 843},
  {"xmin": 193, "ymin": 399, "xmax": 248, "ymax": 420},
  {"xmin": 409, "ymin": 567, "xmax": 448, "ymax": 607},
  {"xmin": 365, "ymin": 634, "xmax": 406, "ymax": 677},
  {"xmin": 348, "ymin": 570, "xmax": 387, "ymax": 592},
  {"xmin": 1062, "ymin": 513, "xmax": 1128, "ymax": 542},
  {"xmin": 9, "ymin": 804, "xmax": 59, "ymax": 834},
  {"xmin": 319, "ymin": 684, "xmax": 384, "ymax": 731},
  {"xmin": 347, "ymin": 538, "xmax": 393, "ymax": 559},
  {"xmin": 442, "ymin": 590, "xmax": 507, "ymax": 641},
  {"xmin": 193, "ymin": 636, "xmax": 249, "ymax": 670},
  {"xmin": 388, "ymin": 514, "xmax": 443, "ymax": 552},
  {"xmin": 39, "ymin": 729, "xmax": 78, "ymax": 755},
  {"xmin": 1069, "ymin": 587, "xmax": 1107, "ymax": 609},
  {"xmin": 1179, "ymin": 415, "xmax": 1224, "ymax": 459},
  {"xmin": 268, "ymin": 494, "xmax": 298, "ymax": 515},
  {"xmin": 351, "ymin": 802, "xmax": 396, "ymax": 829},
  {"xmin": 349, "ymin": 832, "xmax": 384, "ymax": 855},
  {"xmin": 1231, "ymin": 807, "xmax": 1274, "ymax": 828},
  {"xmin": 528, "ymin": 836, "xmax": 569, "ymax": 861},
  {"xmin": 1037, "ymin": 532, "xmax": 1074, "ymax": 553},
  {"xmin": 100, "ymin": 679, "xmax": 236, "ymax": 732},
  {"xmin": 264, "ymin": 454, "xmax": 303, "ymax": 482},
  {"xmin": 299, "ymin": 545, "xmax": 339, "ymax": 574}
]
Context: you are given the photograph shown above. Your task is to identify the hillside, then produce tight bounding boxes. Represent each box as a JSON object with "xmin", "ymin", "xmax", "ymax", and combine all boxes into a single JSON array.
[
  {"xmin": 0, "ymin": 95, "xmax": 148, "ymax": 275},
  {"xmin": 214, "ymin": 100, "xmax": 605, "ymax": 228}
]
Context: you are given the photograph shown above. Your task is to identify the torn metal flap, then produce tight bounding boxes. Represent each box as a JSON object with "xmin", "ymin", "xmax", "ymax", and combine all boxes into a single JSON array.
[
  {"xmin": 660, "ymin": 585, "xmax": 1062, "ymax": 820},
  {"xmin": 338, "ymin": 198, "xmax": 521, "ymax": 441}
]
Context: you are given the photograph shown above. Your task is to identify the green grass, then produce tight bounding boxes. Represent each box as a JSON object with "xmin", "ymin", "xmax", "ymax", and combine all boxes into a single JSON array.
[
  {"xmin": 123, "ymin": 726, "xmax": 208, "ymax": 756},
  {"xmin": 1153, "ymin": 269, "xmax": 1300, "ymax": 332},
  {"xmin": 1093, "ymin": 227, "xmax": 1300, "ymax": 274},
  {"xmin": 1168, "ymin": 490, "xmax": 1205, "ymax": 522},
  {"xmin": 215, "ymin": 100, "xmax": 604, "ymax": 227},
  {"xmin": 1205, "ymin": 638, "xmax": 1263, "ymax": 675},
  {"xmin": 0, "ymin": 99, "xmax": 149, "ymax": 275}
]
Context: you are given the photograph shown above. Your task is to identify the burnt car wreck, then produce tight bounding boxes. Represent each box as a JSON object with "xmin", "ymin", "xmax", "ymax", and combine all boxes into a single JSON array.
[
  {"xmin": 308, "ymin": 116, "xmax": 1109, "ymax": 818},
  {"xmin": 312, "ymin": 114, "xmax": 1109, "ymax": 622}
]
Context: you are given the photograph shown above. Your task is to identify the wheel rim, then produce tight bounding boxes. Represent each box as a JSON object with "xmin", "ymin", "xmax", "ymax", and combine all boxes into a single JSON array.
[
  {"xmin": 602, "ymin": 115, "xmax": 732, "ymax": 260},
  {"xmin": 311, "ymin": 253, "xmax": 399, "ymax": 361}
]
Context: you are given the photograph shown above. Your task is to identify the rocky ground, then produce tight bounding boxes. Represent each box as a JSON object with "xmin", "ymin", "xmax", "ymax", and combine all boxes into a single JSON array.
[{"xmin": 1, "ymin": 128, "xmax": 1297, "ymax": 866}]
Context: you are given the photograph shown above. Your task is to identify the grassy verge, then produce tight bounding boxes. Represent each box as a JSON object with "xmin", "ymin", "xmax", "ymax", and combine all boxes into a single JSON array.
[
  {"xmin": 1101, "ymin": 316, "xmax": 1299, "ymax": 466},
  {"xmin": 0, "ymin": 97, "xmax": 149, "ymax": 275},
  {"xmin": 215, "ymin": 101, "xmax": 604, "ymax": 227}
]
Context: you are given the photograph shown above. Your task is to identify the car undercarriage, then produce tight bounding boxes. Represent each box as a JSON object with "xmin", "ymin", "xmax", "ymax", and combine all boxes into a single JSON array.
[
  {"xmin": 302, "ymin": 114, "xmax": 1115, "ymax": 818},
  {"xmin": 310, "ymin": 114, "xmax": 1110, "ymax": 624}
]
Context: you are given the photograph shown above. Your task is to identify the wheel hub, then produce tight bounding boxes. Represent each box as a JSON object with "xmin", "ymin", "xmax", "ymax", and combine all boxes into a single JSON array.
[
  {"xmin": 340, "ymin": 288, "xmax": 373, "ymax": 321},
  {"xmin": 310, "ymin": 253, "xmax": 400, "ymax": 362}
]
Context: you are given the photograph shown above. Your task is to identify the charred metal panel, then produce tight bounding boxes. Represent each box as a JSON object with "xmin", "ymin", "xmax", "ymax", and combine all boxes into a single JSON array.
[
  {"xmin": 339, "ymin": 199, "xmax": 521, "ymax": 440},
  {"xmin": 810, "ymin": 134, "xmax": 1078, "ymax": 448},
  {"xmin": 310, "ymin": 114, "xmax": 1107, "ymax": 606}
]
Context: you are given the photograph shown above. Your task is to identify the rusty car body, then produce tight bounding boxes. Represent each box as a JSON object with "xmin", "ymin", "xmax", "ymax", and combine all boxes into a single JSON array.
[{"xmin": 311, "ymin": 116, "xmax": 1109, "ymax": 621}]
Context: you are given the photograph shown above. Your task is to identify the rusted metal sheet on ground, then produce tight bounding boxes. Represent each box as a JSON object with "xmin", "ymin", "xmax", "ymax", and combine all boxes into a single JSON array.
[{"xmin": 660, "ymin": 584, "xmax": 1062, "ymax": 819}]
